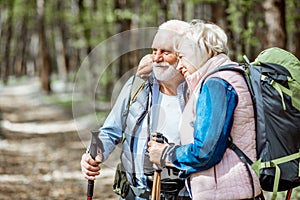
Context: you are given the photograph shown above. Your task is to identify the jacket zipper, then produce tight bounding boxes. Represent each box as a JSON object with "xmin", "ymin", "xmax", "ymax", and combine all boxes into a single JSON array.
[{"xmin": 214, "ymin": 165, "xmax": 217, "ymax": 187}]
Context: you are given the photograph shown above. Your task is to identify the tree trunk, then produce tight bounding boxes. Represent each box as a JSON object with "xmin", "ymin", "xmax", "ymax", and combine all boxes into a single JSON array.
[
  {"xmin": 211, "ymin": 2, "xmax": 227, "ymax": 28},
  {"xmin": 37, "ymin": 0, "xmax": 52, "ymax": 93},
  {"xmin": 263, "ymin": 0, "xmax": 287, "ymax": 49},
  {"xmin": 16, "ymin": 0, "xmax": 30, "ymax": 76},
  {"xmin": 19, "ymin": 20, "xmax": 28, "ymax": 76},
  {"xmin": 179, "ymin": 0, "xmax": 185, "ymax": 20},
  {"xmin": 169, "ymin": 0, "xmax": 184, "ymax": 20},
  {"xmin": 253, "ymin": 3, "xmax": 267, "ymax": 58},
  {"xmin": 158, "ymin": 0, "xmax": 168, "ymax": 24},
  {"xmin": 2, "ymin": 0, "xmax": 14, "ymax": 85},
  {"xmin": 293, "ymin": 1, "xmax": 300, "ymax": 59},
  {"xmin": 114, "ymin": 0, "xmax": 132, "ymax": 78},
  {"xmin": 78, "ymin": 0, "xmax": 92, "ymax": 54},
  {"xmin": 57, "ymin": 0, "xmax": 68, "ymax": 81},
  {"xmin": 130, "ymin": 0, "xmax": 140, "ymax": 69},
  {"xmin": 193, "ymin": 2, "xmax": 210, "ymax": 21},
  {"xmin": 222, "ymin": 0, "xmax": 236, "ymax": 58},
  {"xmin": 211, "ymin": 1, "xmax": 235, "ymax": 60}
]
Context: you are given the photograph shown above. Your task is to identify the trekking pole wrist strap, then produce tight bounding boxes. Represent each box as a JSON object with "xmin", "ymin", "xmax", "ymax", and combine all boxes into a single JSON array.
[{"xmin": 160, "ymin": 143, "xmax": 176, "ymax": 168}]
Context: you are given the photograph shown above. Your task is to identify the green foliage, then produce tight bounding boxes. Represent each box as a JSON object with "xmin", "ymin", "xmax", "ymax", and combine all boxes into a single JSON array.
[
  {"xmin": 139, "ymin": 0, "xmax": 159, "ymax": 26},
  {"xmin": 187, "ymin": 0, "xmax": 218, "ymax": 3},
  {"xmin": 98, "ymin": 63, "xmax": 115, "ymax": 101},
  {"xmin": 226, "ymin": 0, "xmax": 264, "ymax": 60},
  {"xmin": 286, "ymin": 0, "xmax": 300, "ymax": 33},
  {"xmin": 0, "ymin": 0, "xmax": 299, "ymax": 98},
  {"xmin": 227, "ymin": 0, "xmax": 256, "ymax": 34},
  {"xmin": 114, "ymin": 8, "xmax": 134, "ymax": 20}
]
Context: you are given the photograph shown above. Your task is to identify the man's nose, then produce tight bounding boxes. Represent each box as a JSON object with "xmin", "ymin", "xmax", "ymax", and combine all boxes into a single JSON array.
[{"xmin": 153, "ymin": 51, "xmax": 163, "ymax": 62}]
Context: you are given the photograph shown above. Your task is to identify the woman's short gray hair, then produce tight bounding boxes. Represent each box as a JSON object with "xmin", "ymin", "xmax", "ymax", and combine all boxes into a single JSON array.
[{"xmin": 182, "ymin": 19, "xmax": 229, "ymax": 67}]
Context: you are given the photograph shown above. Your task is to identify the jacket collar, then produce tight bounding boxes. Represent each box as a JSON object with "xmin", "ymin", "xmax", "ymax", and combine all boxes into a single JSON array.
[{"xmin": 185, "ymin": 54, "xmax": 237, "ymax": 93}]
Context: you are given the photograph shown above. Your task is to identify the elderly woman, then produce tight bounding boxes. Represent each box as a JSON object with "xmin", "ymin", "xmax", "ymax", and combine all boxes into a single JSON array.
[{"xmin": 147, "ymin": 20, "xmax": 263, "ymax": 200}]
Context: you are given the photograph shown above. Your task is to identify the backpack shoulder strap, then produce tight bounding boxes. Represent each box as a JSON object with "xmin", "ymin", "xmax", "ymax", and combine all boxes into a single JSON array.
[
  {"xmin": 122, "ymin": 75, "xmax": 147, "ymax": 136},
  {"xmin": 199, "ymin": 63, "xmax": 256, "ymax": 106},
  {"xmin": 199, "ymin": 64, "xmax": 243, "ymax": 89},
  {"xmin": 130, "ymin": 75, "xmax": 146, "ymax": 102}
]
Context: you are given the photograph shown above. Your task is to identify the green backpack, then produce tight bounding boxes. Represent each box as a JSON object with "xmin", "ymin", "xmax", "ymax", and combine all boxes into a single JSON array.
[
  {"xmin": 202, "ymin": 47, "xmax": 300, "ymax": 200},
  {"xmin": 246, "ymin": 47, "xmax": 300, "ymax": 199}
]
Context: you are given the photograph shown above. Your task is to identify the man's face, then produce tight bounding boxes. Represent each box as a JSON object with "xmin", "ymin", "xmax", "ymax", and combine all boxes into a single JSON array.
[{"xmin": 151, "ymin": 30, "xmax": 180, "ymax": 81}]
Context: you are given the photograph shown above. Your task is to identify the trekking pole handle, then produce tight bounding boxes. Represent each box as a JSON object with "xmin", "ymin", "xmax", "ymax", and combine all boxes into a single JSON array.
[
  {"xmin": 89, "ymin": 130, "xmax": 100, "ymax": 159},
  {"xmin": 151, "ymin": 132, "xmax": 167, "ymax": 171},
  {"xmin": 152, "ymin": 132, "xmax": 168, "ymax": 144},
  {"xmin": 87, "ymin": 130, "xmax": 101, "ymax": 200},
  {"xmin": 151, "ymin": 132, "xmax": 165, "ymax": 200}
]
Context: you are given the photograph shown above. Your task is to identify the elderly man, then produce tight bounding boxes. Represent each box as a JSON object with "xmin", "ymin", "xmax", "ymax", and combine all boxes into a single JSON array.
[{"xmin": 81, "ymin": 20, "xmax": 190, "ymax": 200}]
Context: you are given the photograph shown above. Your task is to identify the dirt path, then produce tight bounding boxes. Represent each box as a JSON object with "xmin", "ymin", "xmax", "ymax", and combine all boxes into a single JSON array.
[
  {"xmin": 0, "ymin": 132, "xmax": 119, "ymax": 200},
  {"xmin": 0, "ymin": 79, "xmax": 120, "ymax": 200}
]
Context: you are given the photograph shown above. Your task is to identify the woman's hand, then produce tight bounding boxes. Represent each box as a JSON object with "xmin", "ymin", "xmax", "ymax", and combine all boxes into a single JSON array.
[{"xmin": 147, "ymin": 140, "xmax": 169, "ymax": 166}]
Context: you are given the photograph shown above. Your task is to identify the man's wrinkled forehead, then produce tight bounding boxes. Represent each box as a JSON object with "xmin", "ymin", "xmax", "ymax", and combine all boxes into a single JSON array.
[{"xmin": 151, "ymin": 29, "xmax": 178, "ymax": 52}]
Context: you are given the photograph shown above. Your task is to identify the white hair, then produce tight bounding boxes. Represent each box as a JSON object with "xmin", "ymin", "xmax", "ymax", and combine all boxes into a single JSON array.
[
  {"xmin": 158, "ymin": 20, "xmax": 190, "ymax": 35},
  {"xmin": 152, "ymin": 20, "xmax": 190, "ymax": 52},
  {"xmin": 180, "ymin": 20, "xmax": 229, "ymax": 67}
]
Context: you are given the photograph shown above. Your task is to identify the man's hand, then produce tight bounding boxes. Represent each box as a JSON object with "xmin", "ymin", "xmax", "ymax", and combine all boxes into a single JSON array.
[
  {"xmin": 81, "ymin": 153, "xmax": 102, "ymax": 181},
  {"xmin": 147, "ymin": 141, "xmax": 169, "ymax": 166},
  {"xmin": 136, "ymin": 54, "xmax": 153, "ymax": 78}
]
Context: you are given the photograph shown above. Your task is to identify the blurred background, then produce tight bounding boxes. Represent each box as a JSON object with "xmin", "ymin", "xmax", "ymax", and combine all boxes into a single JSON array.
[{"xmin": 0, "ymin": 0, "xmax": 299, "ymax": 199}]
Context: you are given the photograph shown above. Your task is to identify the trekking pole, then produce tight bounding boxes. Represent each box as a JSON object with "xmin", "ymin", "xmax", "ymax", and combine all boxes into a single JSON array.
[
  {"xmin": 151, "ymin": 132, "xmax": 167, "ymax": 200},
  {"xmin": 285, "ymin": 189, "xmax": 292, "ymax": 200},
  {"xmin": 87, "ymin": 130, "xmax": 104, "ymax": 200},
  {"xmin": 151, "ymin": 170, "xmax": 162, "ymax": 200},
  {"xmin": 151, "ymin": 161, "xmax": 161, "ymax": 200}
]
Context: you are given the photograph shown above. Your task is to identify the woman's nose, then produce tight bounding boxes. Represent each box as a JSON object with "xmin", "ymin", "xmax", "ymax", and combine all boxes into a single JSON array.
[{"xmin": 176, "ymin": 60, "xmax": 183, "ymax": 71}]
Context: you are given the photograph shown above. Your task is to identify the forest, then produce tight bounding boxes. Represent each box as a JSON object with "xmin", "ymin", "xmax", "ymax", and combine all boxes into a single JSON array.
[
  {"xmin": 0, "ymin": 0, "xmax": 300, "ymax": 199},
  {"xmin": 0, "ymin": 0, "xmax": 299, "ymax": 96}
]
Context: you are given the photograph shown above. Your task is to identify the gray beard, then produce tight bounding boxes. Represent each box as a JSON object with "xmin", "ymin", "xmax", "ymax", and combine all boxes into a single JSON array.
[{"xmin": 153, "ymin": 62, "xmax": 179, "ymax": 81}]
